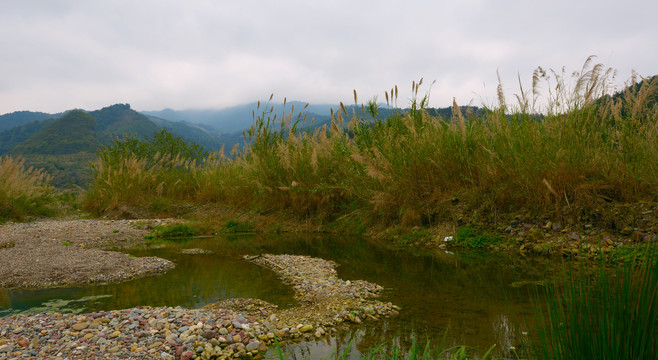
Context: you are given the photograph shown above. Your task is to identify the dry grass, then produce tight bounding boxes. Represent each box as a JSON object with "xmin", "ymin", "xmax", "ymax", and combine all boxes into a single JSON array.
[
  {"xmin": 0, "ymin": 155, "xmax": 55, "ymax": 221},
  {"xmin": 83, "ymin": 59, "xmax": 657, "ymax": 232}
]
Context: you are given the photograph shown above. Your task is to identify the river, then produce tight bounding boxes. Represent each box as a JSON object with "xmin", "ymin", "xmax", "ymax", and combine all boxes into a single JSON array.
[{"xmin": 0, "ymin": 233, "xmax": 558, "ymax": 358}]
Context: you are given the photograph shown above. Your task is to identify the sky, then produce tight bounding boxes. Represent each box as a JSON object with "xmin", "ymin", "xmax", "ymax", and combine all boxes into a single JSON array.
[{"xmin": 1, "ymin": 0, "xmax": 656, "ymax": 115}]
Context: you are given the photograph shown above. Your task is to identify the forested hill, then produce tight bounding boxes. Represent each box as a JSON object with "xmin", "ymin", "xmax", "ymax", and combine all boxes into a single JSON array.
[
  {"xmin": 0, "ymin": 110, "xmax": 55, "ymax": 132},
  {"xmin": 11, "ymin": 110, "xmax": 100, "ymax": 155}
]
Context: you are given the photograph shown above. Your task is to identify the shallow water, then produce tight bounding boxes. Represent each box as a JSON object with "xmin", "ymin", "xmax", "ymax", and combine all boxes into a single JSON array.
[{"xmin": 0, "ymin": 233, "xmax": 558, "ymax": 358}]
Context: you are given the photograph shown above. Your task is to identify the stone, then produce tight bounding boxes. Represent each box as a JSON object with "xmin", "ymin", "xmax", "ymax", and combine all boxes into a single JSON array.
[
  {"xmin": 258, "ymin": 341, "xmax": 268, "ymax": 352},
  {"xmin": 246, "ymin": 341, "xmax": 259, "ymax": 352},
  {"xmin": 299, "ymin": 325, "xmax": 313, "ymax": 333},
  {"xmin": 71, "ymin": 322, "xmax": 89, "ymax": 331}
]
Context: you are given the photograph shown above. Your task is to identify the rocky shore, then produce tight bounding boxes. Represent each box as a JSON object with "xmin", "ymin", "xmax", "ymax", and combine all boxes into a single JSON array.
[
  {"xmin": 0, "ymin": 219, "xmax": 176, "ymax": 289},
  {"xmin": 0, "ymin": 252, "xmax": 398, "ymax": 359}
]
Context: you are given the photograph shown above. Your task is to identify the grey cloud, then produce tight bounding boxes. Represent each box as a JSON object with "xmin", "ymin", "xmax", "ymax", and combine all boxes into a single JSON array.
[{"xmin": 0, "ymin": 0, "xmax": 656, "ymax": 114}]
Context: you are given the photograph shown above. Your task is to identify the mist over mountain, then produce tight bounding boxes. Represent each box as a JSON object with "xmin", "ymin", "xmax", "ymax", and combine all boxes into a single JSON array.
[{"xmin": 142, "ymin": 101, "xmax": 335, "ymax": 133}]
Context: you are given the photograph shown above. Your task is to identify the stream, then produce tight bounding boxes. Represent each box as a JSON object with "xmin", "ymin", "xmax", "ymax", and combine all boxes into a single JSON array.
[{"xmin": 0, "ymin": 233, "xmax": 558, "ymax": 358}]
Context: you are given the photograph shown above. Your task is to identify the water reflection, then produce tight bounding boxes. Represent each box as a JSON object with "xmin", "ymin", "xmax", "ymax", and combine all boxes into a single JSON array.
[{"xmin": 1, "ymin": 233, "xmax": 556, "ymax": 358}]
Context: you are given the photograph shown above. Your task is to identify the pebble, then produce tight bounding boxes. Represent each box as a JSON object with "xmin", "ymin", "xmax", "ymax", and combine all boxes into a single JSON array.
[{"xmin": 0, "ymin": 254, "xmax": 400, "ymax": 359}]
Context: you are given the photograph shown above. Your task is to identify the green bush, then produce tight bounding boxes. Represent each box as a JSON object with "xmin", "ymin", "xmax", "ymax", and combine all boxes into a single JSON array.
[
  {"xmin": 152, "ymin": 223, "xmax": 199, "ymax": 238},
  {"xmin": 452, "ymin": 227, "xmax": 501, "ymax": 248},
  {"xmin": 224, "ymin": 220, "xmax": 255, "ymax": 233}
]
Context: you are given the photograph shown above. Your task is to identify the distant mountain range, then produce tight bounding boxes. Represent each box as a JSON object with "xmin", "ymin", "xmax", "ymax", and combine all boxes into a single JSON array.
[
  {"xmin": 0, "ymin": 102, "xmax": 335, "ymax": 187},
  {"xmin": 141, "ymin": 101, "xmax": 335, "ymax": 133}
]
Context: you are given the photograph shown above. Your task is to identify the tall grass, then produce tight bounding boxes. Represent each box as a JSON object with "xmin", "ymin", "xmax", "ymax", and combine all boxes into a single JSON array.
[
  {"xmin": 83, "ymin": 59, "xmax": 658, "ymax": 229},
  {"xmin": 83, "ymin": 132, "xmax": 204, "ymax": 215},
  {"xmin": 530, "ymin": 246, "xmax": 658, "ymax": 359},
  {"xmin": 0, "ymin": 155, "xmax": 55, "ymax": 221}
]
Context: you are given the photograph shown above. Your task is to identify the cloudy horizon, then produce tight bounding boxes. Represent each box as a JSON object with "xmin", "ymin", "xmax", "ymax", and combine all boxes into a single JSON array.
[{"xmin": 1, "ymin": 0, "xmax": 656, "ymax": 115}]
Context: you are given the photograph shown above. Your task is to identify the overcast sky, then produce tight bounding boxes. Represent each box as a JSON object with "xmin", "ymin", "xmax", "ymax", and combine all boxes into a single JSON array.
[{"xmin": 1, "ymin": 0, "xmax": 656, "ymax": 114}]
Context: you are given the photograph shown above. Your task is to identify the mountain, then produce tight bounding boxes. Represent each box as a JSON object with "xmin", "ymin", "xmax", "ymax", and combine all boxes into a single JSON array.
[
  {"xmin": 0, "ymin": 104, "xmax": 187, "ymax": 188},
  {"xmin": 0, "ymin": 117, "xmax": 56, "ymax": 154},
  {"xmin": 11, "ymin": 110, "xmax": 100, "ymax": 155},
  {"xmin": 142, "ymin": 101, "xmax": 334, "ymax": 133},
  {"xmin": 90, "ymin": 104, "xmax": 160, "ymax": 144},
  {"xmin": 0, "ymin": 111, "xmax": 54, "ymax": 132},
  {"xmin": 146, "ymin": 116, "xmax": 226, "ymax": 151}
]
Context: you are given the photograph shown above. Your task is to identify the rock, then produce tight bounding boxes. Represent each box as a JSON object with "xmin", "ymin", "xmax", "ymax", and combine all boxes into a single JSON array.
[
  {"xmin": 299, "ymin": 325, "xmax": 313, "ymax": 333},
  {"xmin": 246, "ymin": 341, "xmax": 260, "ymax": 351},
  {"xmin": 181, "ymin": 351, "xmax": 194, "ymax": 360},
  {"xmin": 71, "ymin": 322, "xmax": 89, "ymax": 331},
  {"xmin": 0, "ymin": 344, "xmax": 14, "ymax": 353},
  {"xmin": 258, "ymin": 341, "xmax": 268, "ymax": 352}
]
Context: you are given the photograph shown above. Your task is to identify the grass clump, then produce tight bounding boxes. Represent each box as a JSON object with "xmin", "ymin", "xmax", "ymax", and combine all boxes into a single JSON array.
[
  {"xmin": 83, "ymin": 129, "xmax": 207, "ymax": 216},
  {"xmin": 452, "ymin": 227, "xmax": 502, "ymax": 249},
  {"xmin": 530, "ymin": 246, "xmax": 658, "ymax": 359},
  {"xmin": 0, "ymin": 155, "xmax": 55, "ymax": 222},
  {"xmin": 151, "ymin": 223, "xmax": 199, "ymax": 238},
  {"xmin": 223, "ymin": 220, "xmax": 255, "ymax": 233}
]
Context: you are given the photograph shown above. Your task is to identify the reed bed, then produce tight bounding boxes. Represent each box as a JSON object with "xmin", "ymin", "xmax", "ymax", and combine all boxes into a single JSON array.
[
  {"xmin": 83, "ymin": 59, "xmax": 657, "ymax": 230},
  {"xmin": 0, "ymin": 155, "xmax": 54, "ymax": 221}
]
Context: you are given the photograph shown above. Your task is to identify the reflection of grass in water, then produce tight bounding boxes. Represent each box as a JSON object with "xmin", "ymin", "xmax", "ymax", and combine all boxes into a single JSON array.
[{"xmin": 10, "ymin": 294, "xmax": 113, "ymax": 316}]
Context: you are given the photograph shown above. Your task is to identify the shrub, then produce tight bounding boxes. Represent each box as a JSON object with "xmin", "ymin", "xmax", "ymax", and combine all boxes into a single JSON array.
[
  {"xmin": 452, "ymin": 227, "xmax": 501, "ymax": 248},
  {"xmin": 152, "ymin": 223, "xmax": 199, "ymax": 238},
  {"xmin": 224, "ymin": 220, "xmax": 255, "ymax": 233}
]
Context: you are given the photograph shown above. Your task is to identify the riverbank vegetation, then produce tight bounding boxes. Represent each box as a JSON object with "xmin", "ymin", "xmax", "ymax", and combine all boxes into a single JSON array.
[
  {"xmin": 0, "ymin": 155, "xmax": 55, "ymax": 221},
  {"xmin": 82, "ymin": 59, "xmax": 656, "ymax": 247},
  {"xmin": 530, "ymin": 246, "xmax": 658, "ymax": 360}
]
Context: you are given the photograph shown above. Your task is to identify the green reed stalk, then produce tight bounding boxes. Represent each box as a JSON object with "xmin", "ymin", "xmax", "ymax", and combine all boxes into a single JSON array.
[{"xmin": 530, "ymin": 246, "xmax": 658, "ymax": 359}]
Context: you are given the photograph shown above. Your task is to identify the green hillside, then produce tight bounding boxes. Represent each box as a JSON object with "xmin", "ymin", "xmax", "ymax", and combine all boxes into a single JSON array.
[
  {"xmin": 0, "ymin": 118, "xmax": 55, "ymax": 154},
  {"xmin": 90, "ymin": 104, "xmax": 160, "ymax": 143},
  {"xmin": 0, "ymin": 111, "xmax": 53, "ymax": 132},
  {"xmin": 11, "ymin": 110, "xmax": 100, "ymax": 155}
]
